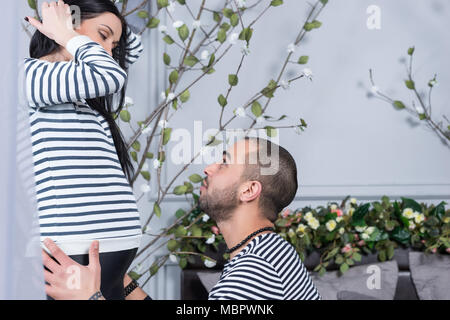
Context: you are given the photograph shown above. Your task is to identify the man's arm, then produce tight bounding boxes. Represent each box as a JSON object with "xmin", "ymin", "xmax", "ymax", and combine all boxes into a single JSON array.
[{"xmin": 43, "ymin": 238, "xmax": 151, "ymax": 300}]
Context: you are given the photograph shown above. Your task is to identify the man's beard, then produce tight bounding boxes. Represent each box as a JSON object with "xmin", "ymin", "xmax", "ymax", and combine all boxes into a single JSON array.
[{"xmin": 198, "ymin": 181, "xmax": 240, "ymax": 223}]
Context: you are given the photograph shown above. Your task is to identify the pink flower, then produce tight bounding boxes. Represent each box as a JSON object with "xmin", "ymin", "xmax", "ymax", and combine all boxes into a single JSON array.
[
  {"xmin": 431, "ymin": 248, "xmax": 437, "ymax": 254},
  {"xmin": 211, "ymin": 226, "xmax": 220, "ymax": 235},
  {"xmin": 331, "ymin": 209, "xmax": 343, "ymax": 217},
  {"xmin": 354, "ymin": 234, "xmax": 359, "ymax": 241},
  {"xmin": 421, "ymin": 240, "xmax": 426, "ymax": 244},
  {"xmin": 281, "ymin": 209, "xmax": 291, "ymax": 218},
  {"xmin": 446, "ymin": 248, "xmax": 450, "ymax": 254},
  {"xmin": 341, "ymin": 244, "xmax": 352, "ymax": 253},
  {"xmin": 357, "ymin": 240, "xmax": 366, "ymax": 247}
]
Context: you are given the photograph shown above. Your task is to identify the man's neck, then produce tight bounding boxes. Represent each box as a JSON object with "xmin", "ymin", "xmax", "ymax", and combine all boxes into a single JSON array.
[{"xmin": 217, "ymin": 207, "xmax": 274, "ymax": 260}]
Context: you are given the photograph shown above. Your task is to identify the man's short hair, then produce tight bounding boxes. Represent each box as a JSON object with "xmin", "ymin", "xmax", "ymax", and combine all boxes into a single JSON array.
[{"xmin": 241, "ymin": 137, "xmax": 298, "ymax": 222}]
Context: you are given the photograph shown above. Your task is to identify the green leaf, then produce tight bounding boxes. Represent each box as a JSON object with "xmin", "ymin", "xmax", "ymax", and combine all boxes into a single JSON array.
[
  {"xmin": 238, "ymin": 27, "xmax": 253, "ymax": 44},
  {"xmin": 128, "ymin": 271, "xmax": 142, "ymax": 281},
  {"xmin": 179, "ymin": 258, "xmax": 187, "ymax": 269},
  {"xmin": 175, "ymin": 209, "xmax": 186, "ymax": 219},
  {"xmin": 213, "ymin": 11, "xmax": 221, "ymax": 23},
  {"xmin": 251, "ymin": 101, "xmax": 263, "ymax": 117},
  {"xmin": 340, "ymin": 263, "xmax": 349, "ymax": 273},
  {"xmin": 174, "ymin": 225, "xmax": 187, "ymax": 237},
  {"xmin": 405, "ymin": 80, "xmax": 415, "ymax": 90},
  {"xmin": 167, "ymin": 239, "xmax": 178, "ymax": 252},
  {"xmin": 177, "ymin": 0, "xmax": 186, "ymax": 4},
  {"xmin": 393, "ymin": 100, "xmax": 406, "ymax": 110},
  {"xmin": 169, "ymin": 70, "xmax": 178, "ymax": 84},
  {"xmin": 320, "ymin": 0, "xmax": 328, "ymax": 4},
  {"xmin": 119, "ymin": 110, "xmax": 131, "ymax": 122},
  {"xmin": 191, "ymin": 225, "xmax": 203, "ymax": 237},
  {"xmin": 391, "ymin": 227, "xmax": 411, "ymax": 245},
  {"xmin": 265, "ymin": 126, "xmax": 277, "ymax": 137},
  {"xmin": 141, "ymin": 171, "xmax": 151, "ymax": 181},
  {"xmin": 130, "ymin": 151, "xmax": 137, "ymax": 162},
  {"xmin": 217, "ymin": 29, "xmax": 227, "ymax": 43},
  {"xmin": 419, "ymin": 113, "xmax": 427, "ymax": 120},
  {"xmin": 228, "ymin": 74, "xmax": 238, "ymax": 86},
  {"xmin": 351, "ymin": 203, "xmax": 370, "ymax": 226},
  {"xmin": 218, "ymin": 94, "xmax": 227, "ymax": 107},
  {"xmin": 378, "ymin": 250, "xmax": 386, "ymax": 262},
  {"xmin": 157, "ymin": 0, "xmax": 169, "ymax": 8},
  {"xmin": 149, "ymin": 263, "xmax": 159, "ymax": 276},
  {"xmin": 138, "ymin": 10, "xmax": 149, "ymax": 19},
  {"xmin": 180, "ymin": 90, "xmax": 190, "ymax": 103},
  {"xmin": 146, "ymin": 17, "xmax": 160, "ymax": 28},
  {"xmin": 401, "ymin": 197, "xmax": 422, "ymax": 212},
  {"xmin": 178, "ymin": 24, "xmax": 189, "ymax": 41},
  {"xmin": 163, "ymin": 35, "xmax": 175, "ymax": 45},
  {"xmin": 353, "ymin": 252, "xmax": 362, "ymax": 262},
  {"xmin": 408, "ymin": 47, "xmax": 415, "ymax": 56},
  {"xmin": 162, "ymin": 128, "xmax": 172, "ymax": 145},
  {"xmin": 163, "ymin": 53, "xmax": 171, "ymax": 65},
  {"xmin": 270, "ymin": 0, "xmax": 283, "ymax": 6},
  {"xmin": 223, "ymin": 8, "xmax": 234, "ymax": 18},
  {"xmin": 145, "ymin": 152, "xmax": 154, "ymax": 159},
  {"xmin": 28, "ymin": 0, "xmax": 37, "ymax": 9},
  {"xmin": 298, "ymin": 55, "xmax": 309, "ymax": 64},
  {"xmin": 387, "ymin": 245, "xmax": 395, "ymax": 260},
  {"xmin": 189, "ymin": 174, "xmax": 203, "ymax": 184},
  {"xmin": 154, "ymin": 202, "xmax": 161, "ymax": 218},
  {"xmin": 230, "ymin": 14, "xmax": 239, "ymax": 27},
  {"xmin": 131, "ymin": 141, "xmax": 141, "ymax": 152},
  {"xmin": 183, "ymin": 55, "xmax": 199, "ymax": 67},
  {"xmin": 261, "ymin": 79, "xmax": 278, "ymax": 98},
  {"xmin": 174, "ymin": 185, "xmax": 188, "ymax": 195},
  {"xmin": 430, "ymin": 201, "xmax": 446, "ymax": 220}
]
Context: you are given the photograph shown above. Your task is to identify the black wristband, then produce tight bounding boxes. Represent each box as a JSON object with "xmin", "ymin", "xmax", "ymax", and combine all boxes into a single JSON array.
[{"xmin": 124, "ymin": 279, "xmax": 139, "ymax": 297}]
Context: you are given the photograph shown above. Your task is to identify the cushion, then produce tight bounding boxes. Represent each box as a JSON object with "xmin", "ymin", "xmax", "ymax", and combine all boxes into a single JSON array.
[
  {"xmin": 197, "ymin": 271, "xmax": 222, "ymax": 293},
  {"xmin": 409, "ymin": 251, "xmax": 450, "ymax": 300},
  {"xmin": 311, "ymin": 260, "xmax": 398, "ymax": 300}
]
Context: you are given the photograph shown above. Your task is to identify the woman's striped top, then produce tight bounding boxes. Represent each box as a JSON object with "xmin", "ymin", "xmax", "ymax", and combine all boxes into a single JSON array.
[
  {"xmin": 208, "ymin": 233, "xmax": 322, "ymax": 300},
  {"xmin": 23, "ymin": 28, "xmax": 144, "ymax": 256}
]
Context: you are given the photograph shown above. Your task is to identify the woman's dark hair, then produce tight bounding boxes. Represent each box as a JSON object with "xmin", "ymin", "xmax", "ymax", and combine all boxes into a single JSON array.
[{"xmin": 29, "ymin": 0, "xmax": 135, "ymax": 182}]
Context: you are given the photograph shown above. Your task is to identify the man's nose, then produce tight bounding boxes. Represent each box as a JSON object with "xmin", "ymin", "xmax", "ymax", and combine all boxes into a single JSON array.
[{"xmin": 203, "ymin": 163, "xmax": 218, "ymax": 177}]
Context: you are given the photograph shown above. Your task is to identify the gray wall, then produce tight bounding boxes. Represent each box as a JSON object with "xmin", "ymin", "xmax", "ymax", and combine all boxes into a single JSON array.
[{"xmin": 18, "ymin": 0, "xmax": 450, "ymax": 299}]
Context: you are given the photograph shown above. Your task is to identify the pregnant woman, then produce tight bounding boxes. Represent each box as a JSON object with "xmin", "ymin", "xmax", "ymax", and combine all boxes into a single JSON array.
[{"xmin": 24, "ymin": 0, "xmax": 144, "ymax": 299}]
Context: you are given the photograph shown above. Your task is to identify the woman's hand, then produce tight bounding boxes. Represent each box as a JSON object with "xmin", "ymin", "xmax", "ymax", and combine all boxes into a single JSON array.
[
  {"xmin": 43, "ymin": 238, "xmax": 102, "ymax": 300},
  {"xmin": 25, "ymin": 0, "xmax": 80, "ymax": 47}
]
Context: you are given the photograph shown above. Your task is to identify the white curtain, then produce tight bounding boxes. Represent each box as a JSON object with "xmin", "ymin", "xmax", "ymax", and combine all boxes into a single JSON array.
[{"xmin": 0, "ymin": 1, "xmax": 45, "ymax": 299}]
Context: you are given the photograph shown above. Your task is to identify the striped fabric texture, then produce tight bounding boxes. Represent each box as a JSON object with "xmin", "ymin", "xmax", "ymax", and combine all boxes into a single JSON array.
[
  {"xmin": 23, "ymin": 28, "xmax": 144, "ymax": 255},
  {"xmin": 209, "ymin": 233, "xmax": 322, "ymax": 300}
]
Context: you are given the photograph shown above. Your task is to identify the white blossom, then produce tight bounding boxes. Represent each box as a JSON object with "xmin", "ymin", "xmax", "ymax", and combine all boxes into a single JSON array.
[
  {"xmin": 135, "ymin": 264, "xmax": 144, "ymax": 273},
  {"xmin": 161, "ymin": 91, "xmax": 167, "ymax": 101},
  {"xmin": 236, "ymin": 0, "xmax": 247, "ymax": 8},
  {"xmin": 240, "ymin": 44, "xmax": 250, "ymax": 56},
  {"xmin": 287, "ymin": 43, "xmax": 296, "ymax": 53},
  {"xmin": 205, "ymin": 234, "xmax": 215, "ymax": 244},
  {"xmin": 415, "ymin": 105, "xmax": 425, "ymax": 114},
  {"xmin": 351, "ymin": 198, "xmax": 357, "ymax": 204},
  {"xmin": 153, "ymin": 159, "xmax": 161, "ymax": 169},
  {"xmin": 144, "ymin": 225, "xmax": 152, "ymax": 234},
  {"xmin": 302, "ymin": 68, "xmax": 313, "ymax": 79},
  {"xmin": 173, "ymin": 20, "xmax": 184, "ymax": 29},
  {"xmin": 370, "ymin": 86, "xmax": 379, "ymax": 95},
  {"xmin": 158, "ymin": 25, "xmax": 168, "ymax": 33},
  {"xmin": 200, "ymin": 50, "xmax": 209, "ymax": 61},
  {"xmin": 124, "ymin": 96, "xmax": 134, "ymax": 106},
  {"xmin": 166, "ymin": 92, "xmax": 176, "ymax": 102},
  {"xmin": 167, "ymin": 1, "xmax": 176, "ymax": 13},
  {"xmin": 204, "ymin": 259, "xmax": 216, "ymax": 268},
  {"xmin": 192, "ymin": 20, "xmax": 202, "ymax": 29},
  {"xmin": 140, "ymin": 184, "xmax": 151, "ymax": 194},
  {"xmin": 202, "ymin": 214, "xmax": 210, "ymax": 222},
  {"xmin": 169, "ymin": 254, "xmax": 177, "ymax": 263},
  {"xmin": 142, "ymin": 125, "xmax": 152, "ymax": 136},
  {"xmin": 158, "ymin": 120, "xmax": 169, "ymax": 128},
  {"xmin": 280, "ymin": 80, "xmax": 290, "ymax": 90},
  {"xmin": 234, "ymin": 107, "xmax": 246, "ymax": 118},
  {"xmin": 228, "ymin": 32, "xmax": 239, "ymax": 45}
]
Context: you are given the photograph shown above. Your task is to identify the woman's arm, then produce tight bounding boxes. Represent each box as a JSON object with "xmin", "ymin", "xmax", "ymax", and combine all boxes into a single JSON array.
[
  {"xmin": 24, "ymin": 35, "xmax": 127, "ymax": 109},
  {"xmin": 124, "ymin": 26, "xmax": 144, "ymax": 66}
]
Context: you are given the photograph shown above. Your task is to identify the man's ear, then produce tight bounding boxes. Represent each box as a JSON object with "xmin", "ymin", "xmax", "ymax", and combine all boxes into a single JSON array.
[{"xmin": 239, "ymin": 180, "xmax": 262, "ymax": 203}]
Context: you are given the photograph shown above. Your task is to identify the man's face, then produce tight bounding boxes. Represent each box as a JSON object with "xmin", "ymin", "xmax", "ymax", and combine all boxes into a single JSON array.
[{"xmin": 198, "ymin": 140, "xmax": 257, "ymax": 222}]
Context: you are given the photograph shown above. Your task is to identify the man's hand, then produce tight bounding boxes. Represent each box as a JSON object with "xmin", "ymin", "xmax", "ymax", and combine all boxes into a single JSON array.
[{"xmin": 43, "ymin": 238, "xmax": 102, "ymax": 300}]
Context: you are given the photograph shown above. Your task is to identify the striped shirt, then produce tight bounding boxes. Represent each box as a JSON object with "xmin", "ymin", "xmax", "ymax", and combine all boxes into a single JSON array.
[
  {"xmin": 209, "ymin": 233, "xmax": 322, "ymax": 300},
  {"xmin": 23, "ymin": 28, "xmax": 144, "ymax": 255}
]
